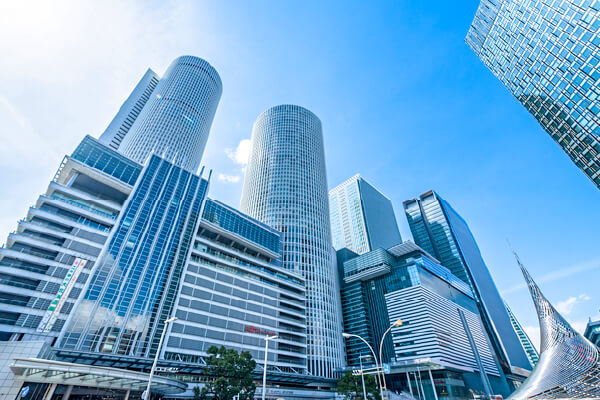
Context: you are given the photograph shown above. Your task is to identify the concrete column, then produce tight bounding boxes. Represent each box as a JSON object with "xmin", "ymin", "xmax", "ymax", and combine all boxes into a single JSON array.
[
  {"xmin": 42, "ymin": 384, "xmax": 57, "ymax": 400},
  {"xmin": 62, "ymin": 385, "xmax": 73, "ymax": 400}
]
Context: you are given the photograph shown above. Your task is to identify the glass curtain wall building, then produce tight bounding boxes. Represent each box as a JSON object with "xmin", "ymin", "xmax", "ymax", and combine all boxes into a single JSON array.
[
  {"xmin": 340, "ymin": 241, "xmax": 507, "ymax": 399},
  {"xmin": 329, "ymin": 174, "xmax": 402, "ymax": 255},
  {"xmin": 60, "ymin": 153, "xmax": 209, "ymax": 358},
  {"xmin": 119, "ymin": 56, "xmax": 222, "ymax": 173},
  {"xmin": 466, "ymin": 0, "xmax": 600, "ymax": 189},
  {"xmin": 584, "ymin": 318, "xmax": 600, "ymax": 347},
  {"xmin": 241, "ymin": 104, "xmax": 345, "ymax": 379},
  {"xmin": 403, "ymin": 191, "xmax": 532, "ymax": 379},
  {"xmin": 505, "ymin": 302, "xmax": 539, "ymax": 367}
]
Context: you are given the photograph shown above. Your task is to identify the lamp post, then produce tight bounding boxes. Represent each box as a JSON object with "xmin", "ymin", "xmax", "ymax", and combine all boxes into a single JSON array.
[
  {"xmin": 379, "ymin": 319, "xmax": 403, "ymax": 400},
  {"xmin": 144, "ymin": 316, "xmax": 177, "ymax": 400},
  {"xmin": 262, "ymin": 335, "xmax": 278, "ymax": 400},
  {"xmin": 342, "ymin": 332, "xmax": 384, "ymax": 400},
  {"xmin": 358, "ymin": 354, "xmax": 369, "ymax": 400}
]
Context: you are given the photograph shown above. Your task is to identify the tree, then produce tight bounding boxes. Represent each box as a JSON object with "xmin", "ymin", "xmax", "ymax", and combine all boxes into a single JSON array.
[
  {"xmin": 198, "ymin": 345, "xmax": 256, "ymax": 400},
  {"xmin": 337, "ymin": 370, "xmax": 380, "ymax": 400}
]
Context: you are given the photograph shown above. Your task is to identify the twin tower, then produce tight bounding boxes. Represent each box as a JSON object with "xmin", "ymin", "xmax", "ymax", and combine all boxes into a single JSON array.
[{"xmin": 99, "ymin": 56, "xmax": 345, "ymax": 378}]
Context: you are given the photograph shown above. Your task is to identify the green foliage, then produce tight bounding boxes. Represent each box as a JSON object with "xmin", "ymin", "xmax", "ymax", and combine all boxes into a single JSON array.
[
  {"xmin": 337, "ymin": 370, "xmax": 380, "ymax": 400},
  {"xmin": 197, "ymin": 345, "xmax": 256, "ymax": 400}
]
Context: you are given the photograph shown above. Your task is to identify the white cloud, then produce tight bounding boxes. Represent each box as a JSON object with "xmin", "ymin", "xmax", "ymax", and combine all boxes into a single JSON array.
[
  {"xmin": 217, "ymin": 173, "xmax": 241, "ymax": 183},
  {"xmin": 523, "ymin": 325, "xmax": 540, "ymax": 351},
  {"xmin": 225, "ymin": 139, "xmax": 252, "ymax": 165},
  {"xmin": 555, "ymin": 294, "xmax": 591, "ymax": 316}
]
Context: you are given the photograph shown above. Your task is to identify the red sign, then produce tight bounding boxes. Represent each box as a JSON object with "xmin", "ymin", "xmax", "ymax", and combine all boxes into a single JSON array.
[{"xmin": 244, "ymin": 326, "xmax": 276, "ymax": 336}]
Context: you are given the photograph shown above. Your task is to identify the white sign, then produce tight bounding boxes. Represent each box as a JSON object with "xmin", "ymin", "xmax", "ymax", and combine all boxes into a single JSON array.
[{"xmin": 37, "ymin": 258, "xmax": 87, "ymax": 332}]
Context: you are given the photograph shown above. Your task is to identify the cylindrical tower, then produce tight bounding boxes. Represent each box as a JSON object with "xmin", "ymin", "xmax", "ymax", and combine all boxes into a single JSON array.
[
  {"xmin": 119, "ymin": 55, "xmax": 222, "ymax": 173},
  {"xmin": 241, "ymin": 104, "xmax": 345, "ymax": 379}
]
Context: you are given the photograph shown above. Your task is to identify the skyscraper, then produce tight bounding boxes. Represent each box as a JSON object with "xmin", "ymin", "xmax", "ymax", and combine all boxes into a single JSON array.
[
  {"xmin": 505, "ymin": 302, "xmax": 539, "ymax": 367},
  {"xmin": 119, "ymin": 56, "xmax": 222, "ymax": 173},
  {"xmin": 403, "ymin": 191, "xmax": 532, "ymax": 379},
  {"xmin": 241, "ymin": 104, "xmax": 345, "ymax": 379},
  {"xmin": 329, "ymin": 174, "xmax": 402, "ymax": 254},
  {"xmin": 340, "ymin": 242, "xmax": 507, "ymax": 397},
  {"xmin": 466, "ymin": 0, "xmax": 600, "ymax": 189},
  {"xmin": 98, "ymin": 69, "xmax": 160, "ymax": 151}
]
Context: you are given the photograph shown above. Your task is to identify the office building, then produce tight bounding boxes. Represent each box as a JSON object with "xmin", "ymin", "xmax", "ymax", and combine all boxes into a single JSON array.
[
  {"xmin": 98, "ymin": 69, "xmax": 160, "ymax": 151},
  {"xmin": 584, "ymin": 318, "xmax": 600, "ymax": 347},
  {"xmin": 241, "ymin": 105, "xmax": 345, "ymax": 379},
  {"xmin": 508, "ymin": 252, "xmax": 600, "ymax": 399},
  {"xmin": 466, "ymin": 0, "xmax": 600, "ymax": 189},
  {"xmin": 164, "ymin": 198, "xmax": 308, "ymax": 375},
  {"xmin": 340, "ymin": 241, "xmax": 509, "ymax": 399},
  {"xmin": 59, "ymin": 150, "xmax": 209, "ymax": 358},
  {"xmin": 329, "ymin": 174, "xmax": 402, "ymax": 254},
  {"xmin": 505, "ymin": 303, "xmax": 539, "ymax": 367},
  {"xmin": 119, "ymin": 56, "xmax": 222, "ymax": 173},
  {"xmin": 0, "ymin": 57, "xmax": 337, "ymax": 400},
  {"xmin": 403, "ymin": 190, "xmax": 532, "ymax": 380},
  {"xmin": 0, "ymin": 136, "xmax": 137, "ymax": 342}
]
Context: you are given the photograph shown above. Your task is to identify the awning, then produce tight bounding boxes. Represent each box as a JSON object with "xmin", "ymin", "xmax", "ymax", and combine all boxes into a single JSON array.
[{"xmin": 10, "ymin": 358, "xmax": 187, "ymax": 395}]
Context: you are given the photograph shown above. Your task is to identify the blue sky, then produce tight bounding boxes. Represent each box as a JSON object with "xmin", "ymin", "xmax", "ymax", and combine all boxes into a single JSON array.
[{"xmin": 1, "ymin": 0, "xmax": 599, "ymax": 348}]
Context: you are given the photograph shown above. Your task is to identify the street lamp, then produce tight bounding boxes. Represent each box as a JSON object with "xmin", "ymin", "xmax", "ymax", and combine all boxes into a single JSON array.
[
  {"xmin": 144, "ymin": 316, "xmax": 178, "ymax": 400},
  {"xmin": 342, "ymin": 332, "xmax": 384, "ymax": 400},
  {"xmin": 379, "ymin": 319, "xmax": 403, "ymax": 400},
  {"xmin": 262, "ymin": 334, "xmax": 278, "ymax": 400}
]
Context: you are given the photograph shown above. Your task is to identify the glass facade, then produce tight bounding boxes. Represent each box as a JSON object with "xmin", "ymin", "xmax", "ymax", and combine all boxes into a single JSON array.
[
  {"xmin": 60, "ymin": 155, "xmax": 208, "ymax": 358},
  {"xmin": 467, "ymin": 0, "xmax": 600, "ymax": 189},
  {"xmin": 340, "ymin": 242, "xmax": 505, "ymax": 396},
  {"xmin": 584, "ymin": 319, "xmax": 600, "ymax": 347},
  {"xmin": 70, "ymin": 136, "xmax": 143, "ymax": 186},
  {"xmin": 241, "ymin": 104, "xmax": 345, "ymax": 379},
  {"xmin": 329, "ymin": 174, "xmax": 401, "ymax": 255},
  {"xmin": 202, "ymin": 199, "xmax": 280, "ymax": 254},
  {"xmin": 505, "ymin": 302, "xmax": 539, "ymax": 367},
  {"xmin": 403, "ymin": 191, "xmax": 532, "ymax": 372},
  {"xmin": 119, "ymin": 56, "xmax": 222, "ymax": 173}
]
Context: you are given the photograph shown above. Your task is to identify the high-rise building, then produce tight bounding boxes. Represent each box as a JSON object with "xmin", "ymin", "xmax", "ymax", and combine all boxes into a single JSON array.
[
  {"xmin": 505, "ymin": 303, "xmax": 539, "ymax": 367},
  {"xmin": 466, "ymin": 0, "xmax": 600, "ymax": 189},
  {"xmin": 119, "ymin": 56, "xmax": 222, "ymax": 173},
  {"xmin": 584, "ymin": 318, "xmax": 600, "ymax": 347},
  {"xmin": 0, "ymin": 136, "xmax": 138, "ymax": 343},
  {"xmin": 165, "ymin": 198, "xmax": 308, "ymax": 375},
  {"xmin": 241, "ymin": 104, "xmax": 345, "ymax": 379},
  {"xmin": 59, "ymin": 152, "xmax": 209, "ymax": 358},
  {"xmin": 329, "ymin": 174, "xmax": 402, "ymax": 254},
  {"xmin": 340, "ymin": 241, "xmax": 508, "ymax": 398},
  {"xmin": 98, "ymin": 69, "xmax": 160, "ymax": 151},
  {"xmin": 403, "ymin": 191, "xmax": 532, "ymax": 380},
  {"xmin": 1, "ymin": 57, "xmax": 336, "ymax": 399}
]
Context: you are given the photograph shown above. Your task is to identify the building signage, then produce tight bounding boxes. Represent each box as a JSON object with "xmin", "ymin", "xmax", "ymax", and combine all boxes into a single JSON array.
[
  {"xmin": 244, "ymin": 326, "xmax": 276, "ymax": 336},
  {"xmin": 37, "ymin": 258, "xmax": 87, "ymax": 333}
]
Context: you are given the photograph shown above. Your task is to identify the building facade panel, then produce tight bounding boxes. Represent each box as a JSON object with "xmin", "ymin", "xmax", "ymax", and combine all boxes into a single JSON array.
[
  {"xmin": 241, "ymin": 104, "xmax": 345, "ymax": 379},
  {"xmin": 119, "ymin": 56, "xmax": 222, "ymax": 173},
  {"xmin": 467, "ymin": 0, "xmax": 600, "ymax": 188}
]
